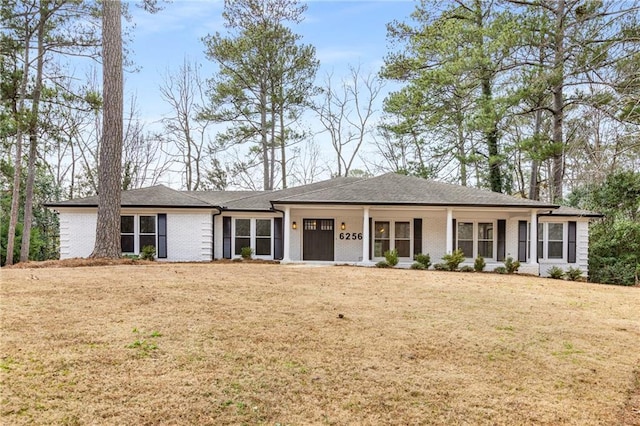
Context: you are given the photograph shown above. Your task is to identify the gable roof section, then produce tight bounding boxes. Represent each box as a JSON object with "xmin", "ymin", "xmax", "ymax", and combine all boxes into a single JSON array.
[
  {"xmin": 272, "ymin": 173, "xmax": 558, "ymax": 208},
  {"xmin": 47, "ymin": 185, "xmax": 214, "ymax": 208}
]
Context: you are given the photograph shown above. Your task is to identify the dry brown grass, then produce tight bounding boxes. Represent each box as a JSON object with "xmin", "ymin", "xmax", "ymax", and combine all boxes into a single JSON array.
[{"xmin": 1, "ymin": 263, "xmax": 639, "ymax": 425}]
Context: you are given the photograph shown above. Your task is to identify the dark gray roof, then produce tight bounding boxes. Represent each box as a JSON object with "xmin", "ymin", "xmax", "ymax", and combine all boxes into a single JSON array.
[
  {"xmin": 47, "ymin": 185, "xmax": 213, "ymax": 208},
  {"xmin": 540, "ymin": 206, "xmax": 603, "ymax": 217},
  {"xmin": 272, "ymin": 173, "xmax": 558, "ymax": 208},
  {"xmin": 49, "ymin": 174, "xmax": 594, "ymax": 214}
]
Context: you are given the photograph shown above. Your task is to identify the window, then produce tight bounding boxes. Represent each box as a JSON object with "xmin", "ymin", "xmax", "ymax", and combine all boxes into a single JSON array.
[
  {"xmin": 121, "ymin": 216, "xmax": 135, "ymax": 253},
  {"xmin": 374, "ymin": 221, "xmax": 390, "ymax": 257},
  {"xmin": 537, "ymin": 222, "xmax": 565, "ymax": 260},
  {"xmin": 457, "ymin": 221, "xmax": 495, "ymax": 259},
  {"xmin": 139, "ymin": 216, "xmax": 156, "ymax": 250},
  {"xmin": 234, "ymin": 219, "xmax": 251, "ymax": 256},
  {"xmin": 373, "ymin": 220, "xmax": 411, "ymax": 258},
  {"xmin": 477, "ymin": 223, "xmax": 493, "ymax": 258},
  {"xmin": 457, "ymin": 222, "xmax": 474, "ymax": 257},
  {"xmin": 233, "ymin": 218, "xmax": 273, "ymax": 258},
  {"xmin": 120, "ymin": 215, "xmax": 157, "ymax": 254},
  {"xmin": 395, "ymin": 222, "xmax": 411, "ymax": 257},
  {"xmin": 255, "ymin": 219, "xmax": 271, "ymax": 256}
]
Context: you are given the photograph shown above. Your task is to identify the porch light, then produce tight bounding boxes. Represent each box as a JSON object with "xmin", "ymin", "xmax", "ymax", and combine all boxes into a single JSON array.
[
  {"xmin": 341, "ymin": 222, "xmax": 346, "ymax": 230},
  {"xmin": 292, "ymin": 221, "xmax": 297, "ymax": 230}
]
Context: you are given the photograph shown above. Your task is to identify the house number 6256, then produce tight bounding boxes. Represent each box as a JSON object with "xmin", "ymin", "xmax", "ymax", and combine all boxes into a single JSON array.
[{"xmin": 339, "ymin": 232, "xmax": 363, "ymax": 240}]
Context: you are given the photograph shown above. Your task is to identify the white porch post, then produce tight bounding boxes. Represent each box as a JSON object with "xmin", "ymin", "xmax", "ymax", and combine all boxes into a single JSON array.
[
  {"xmin": 446, "ymin": 208, "xmax": 453, "ymax": 254},
  {"xmin": 362, "ymin": 206, "xmax": 370, "ymax": 264},
  {"xmin": 529, "ymin": 209, "xmax": 538, "ymax": 266},
  {"xmin": 283, "ymin": 206, "xmax": 291, "ymax": 262}
]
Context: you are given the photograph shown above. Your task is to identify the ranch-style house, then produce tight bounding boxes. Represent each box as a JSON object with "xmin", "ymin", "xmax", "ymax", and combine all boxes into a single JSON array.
[{"xmin": 47, "ymin": 173, "xmax": 601, "ymax": 277}]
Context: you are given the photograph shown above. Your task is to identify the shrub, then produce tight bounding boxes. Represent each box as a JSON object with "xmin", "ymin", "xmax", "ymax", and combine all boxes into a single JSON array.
[
  {"xmin": 474, "ymin": 256, "xmax": 486, "ymax": 272},
  {"xmin": 376, "ymin": 260, "xmax": 391, "ymax": 268},
  {"xmin": 493, "ymin": 266, "xmax": 507, "ymax": 274},
  {"xmin": 460, "ymin": 265, "xmax": 474, "ymax": 272},
  {"xmin": 414, "ymin": 253, "xmax": 431, "ymax": 269},
  {"xmin": 565, "ymin": 267, "xmax": 583, "ymax": 281},
  {"xmin": 384, "ymin": 248, "xmax": 399, "ymax": 267},
  {"xmin": 410, "ymin": 262, "xmax": 426, "ymax": 270},
  {"xmin": 442, "ymin": 249, "xmax": 465, "ymax": 271},
  {"xmin": 140, "ymin": 245, "xmax": 156, "ymax": 261},
  {"xmin": 548, "ymin": 266, "xmax": 565, "ymax": 279},
  {"xmin": 240, "ymin": 246, "xmax": 254, "ymax": 259},
  {"xmin": 504, "ymin": 256, "xmax": 520, "ymax": 274},
  {"xmin": 433, "ymin": 263, "xmax": 448, "ymax": 271}
]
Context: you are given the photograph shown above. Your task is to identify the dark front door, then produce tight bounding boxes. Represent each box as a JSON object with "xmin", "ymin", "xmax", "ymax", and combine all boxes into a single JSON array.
[{"xmin": 303, "ymin": 219, "xmax": 334, "ymax": 261}]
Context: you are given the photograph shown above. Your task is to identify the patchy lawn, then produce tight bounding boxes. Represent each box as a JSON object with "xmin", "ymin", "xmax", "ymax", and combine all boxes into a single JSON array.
[{"xmin": 1, "ymin": 263, "xmax": 639, "ymax": 425}]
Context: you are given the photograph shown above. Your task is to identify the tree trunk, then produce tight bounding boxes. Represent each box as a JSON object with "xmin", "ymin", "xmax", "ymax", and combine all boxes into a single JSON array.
[
  {"xmin": 550, "ymin": 0, "xmax": 565, "ymax": 203},
  {"xmin": 20, "ymin": 1, "xmax": 47, "ymax": 262},
  {"xmin": 279, "ymin": 95, "xmax": 287, "ymax": 189},
  {"xmin": 91, "ymin": 0, "xmax": 123, "ymax": 258}
]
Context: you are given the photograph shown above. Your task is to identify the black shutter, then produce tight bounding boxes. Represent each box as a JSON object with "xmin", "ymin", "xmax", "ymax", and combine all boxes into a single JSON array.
[
  {"xmin": 157, "ymin": 214, "xmax": 167, "ymax": 259},
  {"xmin": 452, "ymin": 218, "xmax": 456, "ymax": 252},
  {"xmin": 413, "ymin": 218, "xmax": 422, "ymax": 257},
  {"xmin": 369, "ymin": 217, "xmax": 373, "ymax": 260},
  {"xmin": 497, "ymin": 219, "xmax": 506, "ymax": 261},
  {"xmin": 223, "ymin": 216, "xmax": 231, "ymax": 259},
  {"xmin": 568, "ymin": 221, "xmax": 577, "ymax": 263},
  {"xmin": 518, "ymin": 221, "xmax": 527, "ymax": 262},
  {"xmin": 274, "ymin": 217, "xmax": 283, "ymax": 260}
]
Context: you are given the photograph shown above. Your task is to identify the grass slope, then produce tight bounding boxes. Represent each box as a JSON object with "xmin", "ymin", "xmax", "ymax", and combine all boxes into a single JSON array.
[{"xmin": 1, "ymin": 263, "xmax": 639, "ymax": 425}]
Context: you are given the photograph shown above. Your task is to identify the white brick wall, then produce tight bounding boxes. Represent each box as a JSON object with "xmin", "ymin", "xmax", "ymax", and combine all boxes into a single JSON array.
[
  {"xmin": 538, "ymin": 218, "xmax": 590, "ymax": 278},
  {"xmin": 166, "ymin": 212, "xmax": 212, "ymax": 261},
  {"xmin": 58, "ymin": 210, "xmax": 97, "ymax": 259}
]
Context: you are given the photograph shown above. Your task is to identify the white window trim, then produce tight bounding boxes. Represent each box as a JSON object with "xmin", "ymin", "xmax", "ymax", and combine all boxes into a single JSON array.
[
  {"xmin": 372, "ymin": 219, "xmax": 412, "ymax": 259},
  {"xmin": 456, "ymin": 220, "xmax": 497, "ymax": 260},
  {"xmin": 120, "ymin": 214, "xmax": 157, "ymax": 255},
  {"xmin": 537, "ymin": 222, "xmax": 566, "ymax": 262},
  {"xmin": 232, "ymin": 218, "xmax": 274, "ymax": 259}
]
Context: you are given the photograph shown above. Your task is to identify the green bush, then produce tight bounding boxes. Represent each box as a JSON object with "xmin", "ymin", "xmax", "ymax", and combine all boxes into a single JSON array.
[
  {"xmin": 410, "ymin": 262, "xmax": 426, "ymax": 270},
  {"xmin": 504, "ymin": 257, "xmax": 520, "ymax": 274},
  {"xmin": 474, "ymin": 256, "xmax": 486, "ymax": 272},
  {"xmin": 414, "ymin": 253, "xmax": 431, "ymax": 269},
  {"xmin": 384, "ymin": 248, "xmax": 399, "ymax": 267},
  {"xmin": 441, "ymin": 249, "xmax": 465, "ymax": 271},
  {"xmin": 565, "ymin": 266, "xmax": 583, "ymax": 281},
  {"xmin": 240, "ymin": 246, "xmax": 254, "ymax": 260},
  {"xmin": 433, "ymin": 263, "xmax": 448, "ymax": 271},
  {"xmin": 376, "ymin": 260, "xmax": 391, "ymax": 268},
  {"xmin": 140, "ymin": 245, "xmax": 156, "ymax": 261},
  {"xmin": 460, "ymin": 265, "xmax": 474, "ymax": 272},
  {"xmin": 493, "ymin": 266, "xmax": 507, "ymax": 274},
  {"xmin": 588, "ymin": 220, "xmax": 640, "ymax": 285},
  {"xmin": 548, "ymin": 266, "xmax": 565, "ymax": 280}
]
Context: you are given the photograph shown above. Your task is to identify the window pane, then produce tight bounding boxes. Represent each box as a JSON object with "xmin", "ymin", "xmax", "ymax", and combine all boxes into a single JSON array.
[
  {"xmin": 538, "ymin": 225, "xmax": 544, "ymax": 241},
  {"xmin": 548, "ymin": 223, "xmax": 563, "ymax": 241},
  {"xmin": 320, "ymin": 220, "xmax": 333, "ymax": 231},
  {"xmin": 140, "ymin": 216, "xmax": 156, "ymax": 234},
  {"xmin": 304, "ymin": 219, "xmax": 316, "ymax": 230},
  {"xmin": 548, "ymin": 242, "xmax": 563, "ymax": 259},
  {"xmin": 140, "ymin": 235, "xmax": 156, "ymax": 249},
  {"xmin": 375, "ymin": 222, "xmax": 389, "ymax": 239},
  {"xmin": 121, "ymin": 235, "xmax": 134, "ymax": 253},
  {"xmin": 478, "ymin": 223, "xmax": 493, "ymax": 240},
  {"xmin": 458, "ymin": 241, "xmax": 473, "ymax": 258},
  {"xmin": 235, "ymin": 219, "xmax": 250, "ymax": 237},
  {"xmin": 235, "ymin": 237, "xmax": 251, "ymax": 255},
  {"xmin": 256, "ymin": 238, "xmax": 271, "ymax": 255},
  {"xmin": 374, "ymin": 239, "xmax": 390, "ymax": 257},
  {"xmin": 458, "ymin": 223, "xmax": 473, "ymax": 240},
  {"xmin": 395, "ymin": 240, "xmax": 410, "ymax": 257},
  {"xmin": 395, "ymin": 222, "xmax": 410, "ymax": 239},
  {"xmin": 256, "ymin": 219, "xmax": 271, "ymax": 236},
  {"xmin": 121, "ymin": 216, "xmax": 134, "ymax": 233},
  {"xmin": 478, "ymin": 241, "xmax": 493, "ymax": 258}
]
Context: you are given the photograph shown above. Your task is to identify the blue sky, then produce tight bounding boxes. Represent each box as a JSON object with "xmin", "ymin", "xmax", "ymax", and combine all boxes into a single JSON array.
[{"xmin": 125, "ymin": 0, "xmax": 416, "ymax": 124}]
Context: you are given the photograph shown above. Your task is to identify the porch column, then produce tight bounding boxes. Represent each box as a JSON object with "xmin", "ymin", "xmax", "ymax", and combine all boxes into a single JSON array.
[
  {"xmin": 529, "ymin": 209, "xmax": 538, "ymax": 266},
  {"xmin": 283, "ymin": 206, "xmax": 291, "ymax": 262},
  {"xmin": 362, "ymin": 206, "xmax": 370, "ymax": 264},
  {"xmin": 446, "ymin": 208, "xmax": 453, "ymax": 254}
]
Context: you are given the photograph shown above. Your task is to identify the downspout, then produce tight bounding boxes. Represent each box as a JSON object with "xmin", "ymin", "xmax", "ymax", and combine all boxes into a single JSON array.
[{"xmin": 212, "ymin": 207, "xmax": 223, "ymax": 260}]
